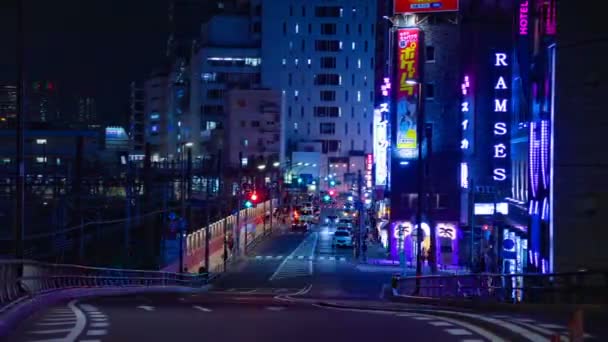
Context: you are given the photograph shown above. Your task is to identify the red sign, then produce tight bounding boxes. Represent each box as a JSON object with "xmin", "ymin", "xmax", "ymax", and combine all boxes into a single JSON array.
[{"xmin": 394, "ymin": 0, "xmax": 458, "ymax": 14}]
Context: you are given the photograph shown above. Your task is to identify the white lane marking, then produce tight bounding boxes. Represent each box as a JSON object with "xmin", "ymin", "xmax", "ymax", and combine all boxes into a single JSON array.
[
  {"xmin": 36, "ymin": 321, "xmax": 77, "ymax": 326},
  {"xmin": 63, "ymin": 301, "xmax": 86, "ymax": 342},
  {"xmin": 445, "ymin": 328, "xmax": 473, "ymax": 336},
  {"xmin": 461, "ymin": 340, "xmax": 484, "ymax": 342},
  {"xmin": 29, "ymin": 328, "xmax": 72, "ymax": 334},
  {"xmin": 329, "ymin": 256, "xmax": 335, "ymax": 260},
  {"xmin": 91, "ymin": 318, "xmax": 107, "ymax": 322},
  {"xmin": 287, "ymin": 256, "xmax": 293, "ymax": 259},
  {"xmin": 86, "ymin": 330, "xmax": 107, "ymax": 336},
  {"xmin": 510, "ymin": 320, "xmax": 569, "ymax": 342},
  {"xmin": 90, "ymin": 322, "xmax": 109, "ymax": 328},
  {"xmin": 266, "ymin": 306, "xmax": 286, "ymax": 311},
  {"xmin": 80, "ymin": 340, "xmax": 102, "ymax": 342},
  {"xmin": 178, "ymin": 297, "xmax": 186, "ymax": 301},
  {"xmin": 276, "ymin": 255, "xmax": 283, "ymax": 259},
  {"xmin": 308, "ymin": 256, "xmax": 313, "ymax": 260},
  {"xmin": 411, "ymin": 316, "xmax": 433, "ymax": 320},
  {"xmin": 193, "ymin": 305, "xmax": 213, "ymax": 312},
  {"xmin": 255, "ymin": 256, "xmax": 262, "ymax": 259},
  {"xmin": 514, "ymin": 318, "xmax": 536, "ymax": 323},
  {"xmin": 418, "ymin": 309, "xmax": 544, "ymax": 342},
  {"xmin": 340, "ymin": 257, "xmax": 346, "ymax": 261},
  {"xmin": 42, "ymin": 317, "xmax": 79, "ymax": 322},
  {"xmin": 537, "ymin": 323, "xmax": 565, "ymax": 330},
  {"xmin": 137, "ymin": 305, "xmax": 155, "ymax": 311},
  {"xmin": 429, "ymin": 321, "xmax": 453, "ymax": 327},
  {"xmin": 269, "ymin": 234, "xmax": 314, "ymax": 281},
  {"xmin": 298, "ymin": 255, "xmax": 304, "ymax": 259},
  {"xmin": 319, "ymin": 256, "xmax": 325, "ymax": 260},
  {"xmin": 265, "ymin": 255, "xmax": 273, "ymax": 259}
]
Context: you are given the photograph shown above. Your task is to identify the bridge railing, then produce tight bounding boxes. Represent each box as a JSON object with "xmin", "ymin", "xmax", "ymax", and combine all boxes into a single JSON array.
[
  {"xmin": 394, "ymin": 270, "xmax": 608, "ymax": 305},
  {"xmin": 0, "ymin": 259, "xmax": 212, "ymax": 315}
]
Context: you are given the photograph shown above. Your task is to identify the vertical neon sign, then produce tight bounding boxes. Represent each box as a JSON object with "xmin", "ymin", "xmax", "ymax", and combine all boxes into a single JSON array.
[
  {"xmin": 374, "ymin": 77, "xmax": 390, "ymax": 187},
  {"xmin": 395, "ymin": 28, "xmax": 420, "ymax": 159},
  {"xmin": 365, "ymin": 154, "xmax": 373, "ymax": 189},
  {"xmin": 492, "ymin": 53, "xmax": 511, "ymax": 182}
]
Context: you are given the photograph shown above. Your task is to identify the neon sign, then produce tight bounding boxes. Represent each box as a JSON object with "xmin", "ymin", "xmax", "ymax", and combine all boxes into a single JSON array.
[
  {"xmin": 519, "ymin": 1, "xmax": 529, "ymax": 36},
  {"xmin": 437, "ymin": 223, "xmax": 456, "ymax": 240},
  {"xmin": 365, "ymin": 154, "xmax": 373, "ymax": 188},
  {"xmin": 460, "ymin": 75, "xmax": 473, "ymax": 152},
  {"xmin": 492, "ymin": 52, "xmax": 510, "ymax": 182},
  {"xmin": 374, "ymin": 77, "xmax": 390, "ymax": 187},
  {"xmin": 395, "ymin": 28, "xmax": 420, "ymax": 159}
]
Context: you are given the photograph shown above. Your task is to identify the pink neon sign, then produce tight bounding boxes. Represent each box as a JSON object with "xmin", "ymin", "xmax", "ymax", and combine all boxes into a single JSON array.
[{"xmin": 519, "ymin": 1, "xmax": 529, "ymax": 36}]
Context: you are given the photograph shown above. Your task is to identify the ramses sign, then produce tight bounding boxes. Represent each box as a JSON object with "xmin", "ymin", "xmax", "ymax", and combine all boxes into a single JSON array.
[{"xmin": 492, "ymin": 52, "xmax": 510, "ymax": 182}]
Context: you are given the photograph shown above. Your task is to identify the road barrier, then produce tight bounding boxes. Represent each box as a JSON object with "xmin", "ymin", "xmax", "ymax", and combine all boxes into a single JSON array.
[
  {"xmin": 0, "ymin": 259, "xmax": 213, "ymax": 316},
  {"xmin": 394, "ymin": 270, "xmax": 608, "ymax": 305}
]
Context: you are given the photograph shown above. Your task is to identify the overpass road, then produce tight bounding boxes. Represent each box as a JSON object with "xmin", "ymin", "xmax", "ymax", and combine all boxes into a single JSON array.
[{"xmin": 6, "ymin": 223, "xmax": 604, "ymax": 341}]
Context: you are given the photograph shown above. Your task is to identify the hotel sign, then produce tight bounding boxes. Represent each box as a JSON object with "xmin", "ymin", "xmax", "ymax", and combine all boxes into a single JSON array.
[{"xmin": 491, "ymin": 52, "xmax": 511, "ymax": 182}]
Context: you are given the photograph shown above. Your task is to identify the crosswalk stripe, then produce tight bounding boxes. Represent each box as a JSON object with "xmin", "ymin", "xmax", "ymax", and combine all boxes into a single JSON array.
[
  {"xmin": 265, "ymin": 256, "xmax": 273, "ymax": 259},
  {"xmin": 329, "ymin": 256, "xmax": 335, "ymax": 260},
  {"xmin": 340, "ymin": 257, "xmax": 346, "ymax": 261},
  {"xmin": 255, "ymin": 256, "xmax": 262, "ymax": 259},
  {"xmin": 297, "ymin": 256, "xmax": 304, "ymax": 259}
]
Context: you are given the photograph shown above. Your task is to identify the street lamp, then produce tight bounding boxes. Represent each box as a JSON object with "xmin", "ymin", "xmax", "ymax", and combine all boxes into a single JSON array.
[
  {"xmin": 273, "ymin": 161, "xmax": 280, "ymax": 168},
  {"xmin": 257, "ymin": 164, "xmax": 266, "ymax": 170}
]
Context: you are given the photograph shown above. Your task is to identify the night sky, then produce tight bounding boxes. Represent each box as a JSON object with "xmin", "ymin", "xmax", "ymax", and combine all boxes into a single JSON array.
[{"xmin": 0, "ymin": 0, "xmax": 170, "ymax": 125}]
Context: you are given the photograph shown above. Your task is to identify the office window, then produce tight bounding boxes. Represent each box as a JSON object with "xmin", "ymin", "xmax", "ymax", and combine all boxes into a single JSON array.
[
  {"xmin": 288, "ymin": 73, "xmax": 292, "ymax": 86},
  {"xmin": 307, "ymin": 122, "xmax": 311, "ymax": 135},
  {"xmin": 357, "ymin": 122, "xmax": 361, "ymax": 134},
  {"xmin": 320, "ymin": 56, "xmax": 336, "ymax": 69},
  {"xmin": 315, "ymin": 40, "xmax": 341, "ymax": 52},
  {"xmin": 320, "ymin": 90, "xmax": 336, "ymax": 101},
  {"xmin": 302, "ymin": 6, "xmax": 306, "ymax": 16},
  {"xmin": 301, "ymin": 106, "xmax": 304, "ymax": 118},
  {"xmin": 345, "ymin": 123, "xmax": 348, "ymax": 134},
  {"xmin": 307, "ymin": 58, "xmax": 312, "ymax": 66},
  {"xmin": 282, "ymin": 58, "xmax": 286, "ymax": 65},
  {"xmin": 345, "ymin": 56, "xmax": 349, "ymax": 68},
  {"xmin": 370, "ymin": 91, "xmax": 373, "ymax": 102},
  {"xmin": 251, "ymin": 121, "xmax": 260, "ymax": 127},
  {"xmin": 314, "ymin": 74, "xmax": 340, "ymax": 85},
  {"xmin": 357, "ymin": 58, "xmax": 361, "ymax": 69},
  {"xmin": 371, "ymin": 24, "xmax": 374, "ymax": 35},
  {"xmin": 358, "ymin": 23, "xmax": 362, "ymax": 35},
  {"xmin": 357, "ymin": 91, "xmax": 361, "ymax": 102},
  {"xmin": 289, "ymin": 5, "xmax": 293, "ymax": 16},
  {"xmin": 425, "ymin": 83, "xmax": 435, "ymax": 99},
  {"xmin": 288, "ymin": 106, "xmax": 292, "ymax": 118},
  {"xmin": 240, "ymin": 120, "xmax": 246, "ymax": 128},
  {"xmin": 364, "ymin": 40, "xmax": 368, "ymax": 52},
  {"xmin": 253, "ymin": 22, "xmax": 261, "ymax": 33},
  {"xmin": 426, "ymin": 46, "xmax": 436, "ymax": 62},
  {"xmin": 207, "ymin": 89, "xmax": 224, "ymax": 99},
  {"xmin": 351, "ymin": 140, "xmax": 354, "ymax": 150},
  {"xmin": 313, "ymin": 106, "xmax": 340, "ymax": 117},
  {"xmin": 352, "ymin": 42, "xmax": 356, "ymax": 50},
  {"xmin": 321, "ymin": 23, "xmax": 337, "ymax": 35},
  {"xmin": 242, "ymin": 139, "xmax": 249, "ymax": 147},
  {"xmin": 363, "ymin": 140, "xmax": 367, "ymax": 151},
  {"xmin": 346, "ymin": 24, "xmax": 350, "ymax": 34},
  {"xmin": 351, "ymin": 106, "xmax": 354, "ymax": 118},
  {"xmin": 301, "ymin": 40, "xmax": 305, "ymax": 51},
  {"xmin": 294, "ymin": 58, "xmax": 299, "ymax": 66},
  {"xmin": 294, "ymin": 122, "xmax": 298, "ymax": 131},
  {"xmin": 370, "ymin": 122, "xmax": 373, "ymax": 134},
  {"xmin": 371, "ymin": 57, "xmax": 374, "ymax": 68},
  {"xmin": 295, "ymin": 23, "xmax": 299, "ymax": 33},
  {"xmin": 352, "ymin": 74, "xmax": 355, "ymax": 86},
  {"xmin": 294, "ymin": 90, "xmax": 299, "ymax": 100},
  {"xmin": 308, "ymin": 23, "xmax": 312, "ymax": 33},
  {"xmin": 315, "ymin": 6, "xmax": 342, "ymax": 17},
  {"xmin": 345, "ymin": 90, "xmax": 348, "ymax": 101},
  {"xmin": 283, "ymin": 22, "xmax": 286, "ymax": 34},
  {"xmin": 320, "ymin": 123, "xmax": 336, "ymax": 134}
]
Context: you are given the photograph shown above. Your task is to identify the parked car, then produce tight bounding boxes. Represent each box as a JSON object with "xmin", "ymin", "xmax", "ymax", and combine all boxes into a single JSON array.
[
  {"xmin": 332, "ymin": 231, "xmax": 353, "ymax": 247},
  {"xmin": 292, "ymin": 220, "xmax": 308, "ymax": 232}
]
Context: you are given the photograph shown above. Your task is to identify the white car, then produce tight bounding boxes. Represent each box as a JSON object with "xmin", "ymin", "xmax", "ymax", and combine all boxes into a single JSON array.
[
  {"xmin": 332, "ymin": 231, "xmax": 353, "ymax": 247},
  {"xmin": 336, "ymin": 225, "xmax": 352, "ymax": 234}
]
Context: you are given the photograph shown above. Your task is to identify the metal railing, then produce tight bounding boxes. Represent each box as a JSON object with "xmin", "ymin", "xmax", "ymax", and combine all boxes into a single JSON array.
[
  {"xmin": 0, "ymin": 259, "xmax": 213, "ymax": 315},
  {"xmin": 394, "ymin": 271, "xmax": 608, "ymax": 305}
]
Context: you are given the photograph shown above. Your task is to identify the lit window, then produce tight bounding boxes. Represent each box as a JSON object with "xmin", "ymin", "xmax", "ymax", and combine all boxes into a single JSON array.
[
  {"xmin": 35, "ymin": 157, "xmax": 46, "ymax": 163},
  {"xmin": 241, "ymin": 157, "xmax": 248, "ymax": 166},
  {"xmin": 294, "ymin": 90, "xmax": 299, "ymax": 97},
  {"xmin": 294, "ymin": 122, "xmax": 299, "ymax": 129},
  {"xmin": 295, "ymin": 23, "xmax": 299, "ymax": 34},
  {"xmin": 339, "ymin": 41, "xmax": 343, "ymax": 49},
  {"xmin": 352, "ymin": 42, "xmax": 356, "ymax": 50},
  {"xmin": 282, "ymin": 58, "xmax": 286, "ymax": 65},
  {"xmin": 36, "ymin": 139, "xmax": 47, "ymax": 145},
  {"xmin": 206, "ymin": 121, "xmax": 217, "ymax": 130},
  {"xmin": 307, "ymin": 58, "xmax": 311, "ymax": 65},
  {"xmin": 177, "ymin": 121, "xmax": 181, "ymax": 127},
  {"xmin": 357, "ymin": 58, "xmax": 361, "ymax": 69},
  {"xmin": 295, "ymin": 58, "xmax": 299, "ymax": 66},
  {"xmin": 242, "ymin": 139, "xmax": 249, "ymax": 147},
  {"xmin": 357, "ymin": 91, "xmax": 361, "ymax": 102}
]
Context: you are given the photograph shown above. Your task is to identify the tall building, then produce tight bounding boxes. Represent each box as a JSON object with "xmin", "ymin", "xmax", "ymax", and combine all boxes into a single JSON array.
[
  {"xmin": 224, "ymin": 89, "xmax": 282, "ymax": 168},
  {"xmin": 144, "ymin": 70, "xmax": 172, "ymax": 160},
  {"xmin": 190, "ymin": 13, "xmax": 261, "ymax": 161},
  {"xmin": 128, "ymin": 81, "xmax": 146, "ymax": 156},
  {"xmin": 77, "ymin": 96, "xmax": 97, "ymax": 126},
  {"xmin": 0, "ymin": 84, "xmax": 17, "ymax": 127},
  {"xmin": 26, "ymin": 81, "xmax": 60, "ymax": 124},
  {"xmin": 258, "ymin": 0, "xmax": 377, "ymax": 183}
]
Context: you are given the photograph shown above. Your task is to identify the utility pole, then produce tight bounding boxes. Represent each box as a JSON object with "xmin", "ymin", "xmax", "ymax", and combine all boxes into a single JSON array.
[
  {"xmin": 357, "ymin": 170, "xmax": 364, "ymax": 262},
  {"xmin": 234, "ymin": 152, "xmax": 242, "ymax": 258},
  {"xmin": 415, "ymin": 82, "xmax": 425, "ymax": 291},
  {"xmin": 468, "ymin": 178, "xmax": 475, "ymax": 271},
  {"xmin": 204, "ymin": 159, "xmax": 211, "ymax": 271},
  {"xmin": 14, "ymin": 0, "xmax": 25, "ymax": 260},
  {"xmin": 426, "ymin": 123, "xmax": 437, "ymax": 274},
  {"xmin": 179, "ymin": 146, "xmax": 186, "ymax": 273}
]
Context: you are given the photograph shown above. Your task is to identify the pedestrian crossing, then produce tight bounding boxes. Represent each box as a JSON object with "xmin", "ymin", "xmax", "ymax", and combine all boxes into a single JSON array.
[{"xmin": 252, "ymin": 255, "xmax": 348, "ymax": 262}]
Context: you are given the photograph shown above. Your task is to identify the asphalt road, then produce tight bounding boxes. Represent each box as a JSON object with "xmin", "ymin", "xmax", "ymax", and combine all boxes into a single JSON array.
[{"xmin": 6, "ymin": 213, "xmax": 606, "ymax": 341}]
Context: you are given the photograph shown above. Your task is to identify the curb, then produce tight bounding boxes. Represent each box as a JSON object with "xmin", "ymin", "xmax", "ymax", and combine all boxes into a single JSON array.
[
  {"xmin": 389, "ymin": 291, "xmax": 608, "ymax": 314},
  {"xmin": 0, "ymin": 285, "xmax": 211, "ymax": 339}
]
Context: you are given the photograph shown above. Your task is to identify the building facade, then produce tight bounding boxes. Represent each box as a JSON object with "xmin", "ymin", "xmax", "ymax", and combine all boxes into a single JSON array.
[
  {"xmin": 258, "ymin": 0, "xmax": 377, "ymax": 183},
  {"xmin": 0, "ymin": 85, "xmax": 17, "ymax": 128}
]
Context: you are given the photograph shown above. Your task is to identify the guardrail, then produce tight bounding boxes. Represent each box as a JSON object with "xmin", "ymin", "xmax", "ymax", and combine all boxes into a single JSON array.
[
  {"xmin": 0, "ymin": 259, "xmax": 213, "ymax": 315},
  {"xmin": 393, "ymin": 271, "xmax": 608, "ymax": 305}
]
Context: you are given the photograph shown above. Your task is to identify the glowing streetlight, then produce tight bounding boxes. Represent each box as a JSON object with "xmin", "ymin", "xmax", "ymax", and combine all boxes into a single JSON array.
[
  {"xmin": 273, "ymin": 161, "xmax": 280, "ymax": 167},
  {"xmin": 257, "ymin": 164, "xmax": 266, "ymax": 170}
]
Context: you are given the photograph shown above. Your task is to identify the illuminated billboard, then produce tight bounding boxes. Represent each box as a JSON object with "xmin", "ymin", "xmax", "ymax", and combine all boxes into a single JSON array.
[
  {"xmin": 395, "ymin": 28, "xmax": 420, "ymax": 159},
  {"xmin": 394, "ymin": 0, "xmax": 459, "ymax": 14}
]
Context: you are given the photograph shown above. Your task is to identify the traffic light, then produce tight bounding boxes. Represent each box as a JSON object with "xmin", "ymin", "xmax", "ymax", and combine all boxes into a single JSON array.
[
  {"xmin": 329, "ymin": 189, "xmax": 335, "ymax": 196},
  {"xmin": 250, "ymin": 192, "xmax": 258, "ymax": 202},
  {"xmin": 244, "ymin": 191, "xmax": 258, "ymax": 208},
  {"xmin": 244, "ymin": 200, "xmax": 253, "ymax": 208},
  {"xmin": 323, "ymin": 194, "xmax": 331, "ymax": 202},
  {"xmin": 329, "ymin": 180, "xmax": 336, "ymax": 187}
]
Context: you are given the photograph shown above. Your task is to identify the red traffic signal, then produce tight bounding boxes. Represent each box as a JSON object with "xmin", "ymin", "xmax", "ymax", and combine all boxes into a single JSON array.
[
  {"xmin": 328, "ymin": 190, "xmax": 335, "ymax": 196},
  {"xmin": 250, "ymin": 192, "xmax": 258, "ymax": 202}
]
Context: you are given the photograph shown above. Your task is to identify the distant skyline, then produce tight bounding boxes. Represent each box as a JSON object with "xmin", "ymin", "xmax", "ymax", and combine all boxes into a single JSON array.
[{"xmin": 0, "ymin": 0, "xmax": 170, "ymax": 126}]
